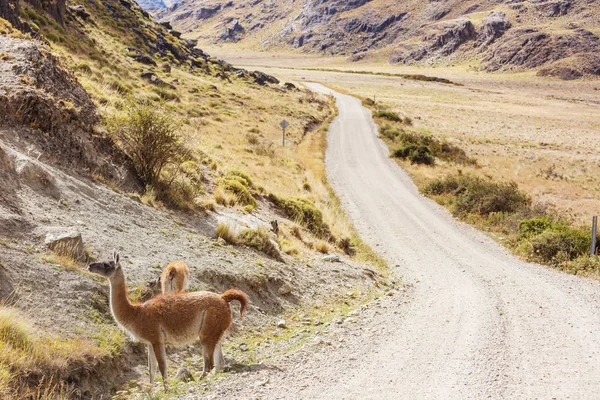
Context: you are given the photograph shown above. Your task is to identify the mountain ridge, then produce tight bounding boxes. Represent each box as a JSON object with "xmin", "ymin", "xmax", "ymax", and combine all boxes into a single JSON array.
[{"xmin": 155, "ymin": 0, "xmax": 600, "ymax": 79}]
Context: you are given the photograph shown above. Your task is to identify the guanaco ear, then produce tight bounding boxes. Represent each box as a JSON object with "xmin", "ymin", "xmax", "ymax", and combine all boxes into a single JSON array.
[{"xmin": 113, "ymin": 250, "xmax": 120, "ymax": 265}]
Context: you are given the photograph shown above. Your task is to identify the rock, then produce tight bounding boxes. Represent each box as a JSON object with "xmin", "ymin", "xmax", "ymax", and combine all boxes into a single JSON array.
[
  {"xmin": 44, "ymin": 230, "xmax": 86, "ymax": 261},
  {"xmin": 278, "ymin": 283, "xmax": 292, "ymax": 296},
  {"xmin": 0, "ymin": 262, "xmax": 15, "ymax": 304},
  {"xmin": 478, "ymin": 11, "xmax": 511, "ymax": 46},
  {"xmin": 250, "ymin": 70, "xmax": 280, "ymax": 85},
  {"xmin": 221, "ymin": 19, "xmax": 244, "ymax": 42},
  {"xmin": 426, "ymin": 20, "xmax": 476, "ymax": 55},
  {"xmin": 170, "ymin": 30, "xmax": 182, "ymax": 39},
  {"xmin": 160, "ymin": 63, "xmax": 171, "ymax": 73},
  {"xmin": 536, "ymin": 0, "xmax": 572, "ymax": 17},
  {"xmin": 126, "ymin": 48, "xmax": 157, "ymax": 66},
  {"xmin": 387, "ymin": 291, "xmax": 394, "ymax": 296},
  {"xmin": 239, "ymin": 343, "xmax": 249, "ymax": 352},
  {"xmin": 344, "ymin": 317, "xmax": 356, "ymax": 324},
  {"xmin": 175, "ymin": 366, "xmax": 194, "ymax": 382},
  {"xmin": 322, "ymin": 255, "xmax": 340, "ymax": 262},
  {"xmin": 254, "ymin": 378, "xmax": 269, "ymax": 387},
  {"xmin": 68, "ymin": 5, "xmax": 90, "ymax": 21},
  {"xmin": 14, "ymin": 157, "xmax": 61, "ymax": 199},
  {"xmin": 483, "ymin": 28, "xmax": 600, "ymax": 72},
  {"xmin": 277, "ymin": 319, "xmax": 287, "ymax": 328},
  {"xmin": 140, "ymin": 71, "xmax": 176, "ymax": 89},
  {"xmin": 283, "ymin": 82, "xmax": 297, "ymax": 90},
  {"xmin": 160, "ymin": 21, "xmax": 173, "ymax": 30},
  {"xmin": 183, "ymin": 38, "xmax": 198, "ymax": 49}
]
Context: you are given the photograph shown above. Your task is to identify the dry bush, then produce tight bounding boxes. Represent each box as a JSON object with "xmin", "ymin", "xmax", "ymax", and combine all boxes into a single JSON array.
[
  {"xmin": 315, "ymin": 241, "xmax": 330, "ymax": 254},
  {"xmin": 216, "ymin": 223, "xmax": 237, "ymax": 244},
  {"xmin": 238, "ymin": 227, "xmax": 283, "ymax": 261}
]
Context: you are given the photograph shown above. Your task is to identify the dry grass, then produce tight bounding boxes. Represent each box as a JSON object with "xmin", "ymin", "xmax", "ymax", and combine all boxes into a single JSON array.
[
  {"xmin": 216, "ymin": 223, "xmax": 237, "ymax": 245},
  {"xmin": 0, "ymin": 307, "xmax": 117, "ymax": 398}
]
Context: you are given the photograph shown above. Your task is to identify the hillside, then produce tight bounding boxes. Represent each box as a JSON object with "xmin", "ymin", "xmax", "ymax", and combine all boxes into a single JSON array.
[
  {"xmin": 0, "ymin": 0, "xmax": 388, "ymax": 398},
  {"xmin": 156, "ymin": 0, "xmax": 600, "ymax": 79}
]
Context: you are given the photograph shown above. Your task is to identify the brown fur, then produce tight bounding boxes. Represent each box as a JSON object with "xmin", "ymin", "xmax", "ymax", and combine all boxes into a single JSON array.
[
  {"xmin": 160, "ymin": 260, "xmax": 190, "ymax": 294},
  {"xmin": 88, "ymin": 252, "xmax": 247, "ymax": 389}
]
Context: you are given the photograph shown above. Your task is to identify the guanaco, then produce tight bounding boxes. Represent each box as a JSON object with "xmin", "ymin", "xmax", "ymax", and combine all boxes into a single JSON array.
[
  {"xmin": 160, "ymin": 260, "xmax": 190, "ymax": 294},
  {"xmin": 159, "ymin": 260, "xmax": 226, "ymax": 370},
  {"xmin": 88, "ymin": 251, "xmax": 247, "ymax": 389}
]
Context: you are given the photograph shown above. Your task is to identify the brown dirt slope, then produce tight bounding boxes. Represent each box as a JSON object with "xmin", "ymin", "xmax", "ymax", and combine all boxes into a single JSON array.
[{"xmin": 157, "ymin": 0, "xmax": 600, "ymax": 78}]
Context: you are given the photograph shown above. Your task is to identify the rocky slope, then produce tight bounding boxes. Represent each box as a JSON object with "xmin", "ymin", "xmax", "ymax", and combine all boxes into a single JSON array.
[
  {"xmin": 156, "ymin": 0, "xmax": 600, "ymax": 78},
  {"xmin": 0, "ymin": 0, "xmax": 386, "ymax": 398}
]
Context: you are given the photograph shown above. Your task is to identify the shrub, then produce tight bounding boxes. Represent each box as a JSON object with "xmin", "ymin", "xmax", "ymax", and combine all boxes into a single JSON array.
[
  {"xmin": 393, "ymin": 144, "xmax": 435, "ymax": 165},
  {"xmin": 219, "ymin": 178, "xmax": 256, "ymax": 209},
  {"xmin": 391, "ymin": 131, "xmax": 476, "ymax": 166},
  {"xmin": 269, "ymin": 195, "xmax": 329, "ymax": 237},
  {"xmin": 226, "ymin": 169, "xmax": 252, "ymax": 187},
  {"xmin": 315, "ymin": 241, "xmax": 329, "ymax": 254},
  {"xmin": 46, "ymin": 32, "xmax": 60, "ymax": 42},
  {"xmin": 530, "ymin": 227, "xmax": 590, "ymax": 263},
  {"xmin": 238, "ymin": 227, "xmax": 282, "ymax": 261},
  {"xmin": 216, "ymin": 223, "xmax": 237, "ymax": 244},
  {"xmin": 518, "ymin": 217, "xmax": 552, "ymax": 239},
  {"xmin": 424, "ymin": 174, "xmax": 530, "ymax": 216},
  {"xmin": 110, "ymin": 101, "xmax": 184, "ymax": 185},
  {"xmin": 379, "ymin": 124, "xmax": 402, "ymax": 140},
  {"xmin": 373, "ymin": 110, "xmax": 401, "ymax": 122}
]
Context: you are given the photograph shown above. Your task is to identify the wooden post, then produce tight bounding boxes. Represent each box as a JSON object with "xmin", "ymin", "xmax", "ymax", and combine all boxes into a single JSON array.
[{"xmin": 591, "ymin": 216, "xmax": 598, "ymax": 256}]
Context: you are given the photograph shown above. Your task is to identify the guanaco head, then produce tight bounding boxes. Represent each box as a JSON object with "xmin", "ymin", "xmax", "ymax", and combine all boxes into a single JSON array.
[{"xmin": 87, "ymin": 251, "xmax": 121, "ymax": 280}]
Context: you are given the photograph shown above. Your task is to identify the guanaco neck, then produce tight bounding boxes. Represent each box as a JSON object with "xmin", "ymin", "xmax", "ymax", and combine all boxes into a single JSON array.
[{"xmin": 108, "ymin": 267, "xmax": 139, "ymax": 325}]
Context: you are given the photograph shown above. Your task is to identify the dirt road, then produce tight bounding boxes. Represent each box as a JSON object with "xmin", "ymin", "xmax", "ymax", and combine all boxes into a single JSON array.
[{"xmin": 207, "ymin": 84, "xmax": 600, "ymax": 399}]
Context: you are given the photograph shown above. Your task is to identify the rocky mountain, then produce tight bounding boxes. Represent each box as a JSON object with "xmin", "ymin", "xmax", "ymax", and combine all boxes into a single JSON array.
[{"xmin": 156, "ymin": 0, "xmax": 600, "ymax": 78}]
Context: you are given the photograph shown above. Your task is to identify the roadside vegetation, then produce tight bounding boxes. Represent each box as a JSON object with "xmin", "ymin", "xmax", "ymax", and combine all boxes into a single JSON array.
[{"xmin": 366, "ymin": 99, "xmax": 599, "ymax": 278}]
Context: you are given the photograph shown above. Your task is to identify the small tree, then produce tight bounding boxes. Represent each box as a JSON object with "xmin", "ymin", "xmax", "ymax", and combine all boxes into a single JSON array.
[{"xmin": 112, "ymin": 102, "xmax": 184, "ymax": 185}]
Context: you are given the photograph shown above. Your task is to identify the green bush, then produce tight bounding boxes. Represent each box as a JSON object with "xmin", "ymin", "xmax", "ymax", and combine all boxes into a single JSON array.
[
  {"xmin": 379, "ymin": 124, "xmax": 402, "ymax": 140},
  {"xmin": 219, "ymin": 178, "xmax": 256, "ymax": 209},
  {"xmin": 110, "ymin": 101, "xmax": 184, "ymax": 185},
  {"xmin": 393, "ymin": 144, "xmax": 435, "ymax": 165},
  {"xmin": 269, "ymin": 195, "xmax": 329, "ymax": 237},
  {"xmin": 530, "ymin": 227, "xmax": 590, "ymax": 263},
  {"xmin": 424, "ymin": 174, "xmax": 530, "ymax": 216},
  {"xmin": 373, "ymin": 110, "xmax": 401, "ymax": 122},
  {"xmin": 46, "ymin": 32, "xmax": 60, "ymax": 42},
  {"xmin": 391, "ymin": 132, "xmax": 476, "ymax": 166},
  {"xmin": 226, "ymin": 169, "xmax": 252, "ymax": 187},
  {"xmin": 518, "ymin": 217, "xmax": 552, "ymax": 239}
]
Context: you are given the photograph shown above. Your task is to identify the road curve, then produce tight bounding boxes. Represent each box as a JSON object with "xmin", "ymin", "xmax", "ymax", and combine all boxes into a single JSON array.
[
  {"xmin": 307, "ymin": 82, "xmax": 600, "ymax": 398},
  {"xmin": 209, "ymin": 84, "xmax": 600, "ymax": 400}
]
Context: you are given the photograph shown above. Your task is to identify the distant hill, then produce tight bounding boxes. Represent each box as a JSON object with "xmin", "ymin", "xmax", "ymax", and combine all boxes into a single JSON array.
[{"xmin": 154, "ymin": 0, "xmax": 600, "ymax": 79}]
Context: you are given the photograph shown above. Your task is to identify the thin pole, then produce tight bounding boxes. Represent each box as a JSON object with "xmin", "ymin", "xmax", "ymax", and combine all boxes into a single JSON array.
[
  {"xmin": 591, "ymin": 215, "xmax": 598, "ymax": 256},
  {"xmin": 282, "ymin": 127, "xmax": 285, "ymax": 147}
]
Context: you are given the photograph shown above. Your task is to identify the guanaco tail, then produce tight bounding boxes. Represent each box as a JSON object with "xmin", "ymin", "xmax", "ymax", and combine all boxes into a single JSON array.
[{"xmin": 88, "ymin": 252, "xmax": 248, "ymax": 389}]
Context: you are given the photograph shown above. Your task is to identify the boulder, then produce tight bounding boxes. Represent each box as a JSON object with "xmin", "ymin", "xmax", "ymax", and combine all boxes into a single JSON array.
[
  {"xmin": 44, "ymin": 230, "xmax": 86, "ymax": 261},
  {"xmin": 126, "ymin": 48, "xmax": 157, "ymax": 66},
  {"xmin": 250, "ymin": 70, "xmax": 280, "ymax": 85},
  {"xmin": 175, "ymin": 366, "xmax": 194, "ymax": 382},
  {"xmin": 68, "ymin": 5, "xmax": 90, "ymax": 21},
  {"xmin": 478, "ymin": 11, "xmax": 511, "ymax": 46}
]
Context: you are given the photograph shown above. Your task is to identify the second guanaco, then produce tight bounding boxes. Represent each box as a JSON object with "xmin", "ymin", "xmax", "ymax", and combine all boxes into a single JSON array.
[{"xmin": 159, "ymin": 260, "xmax": 227, "ymax": 372}]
